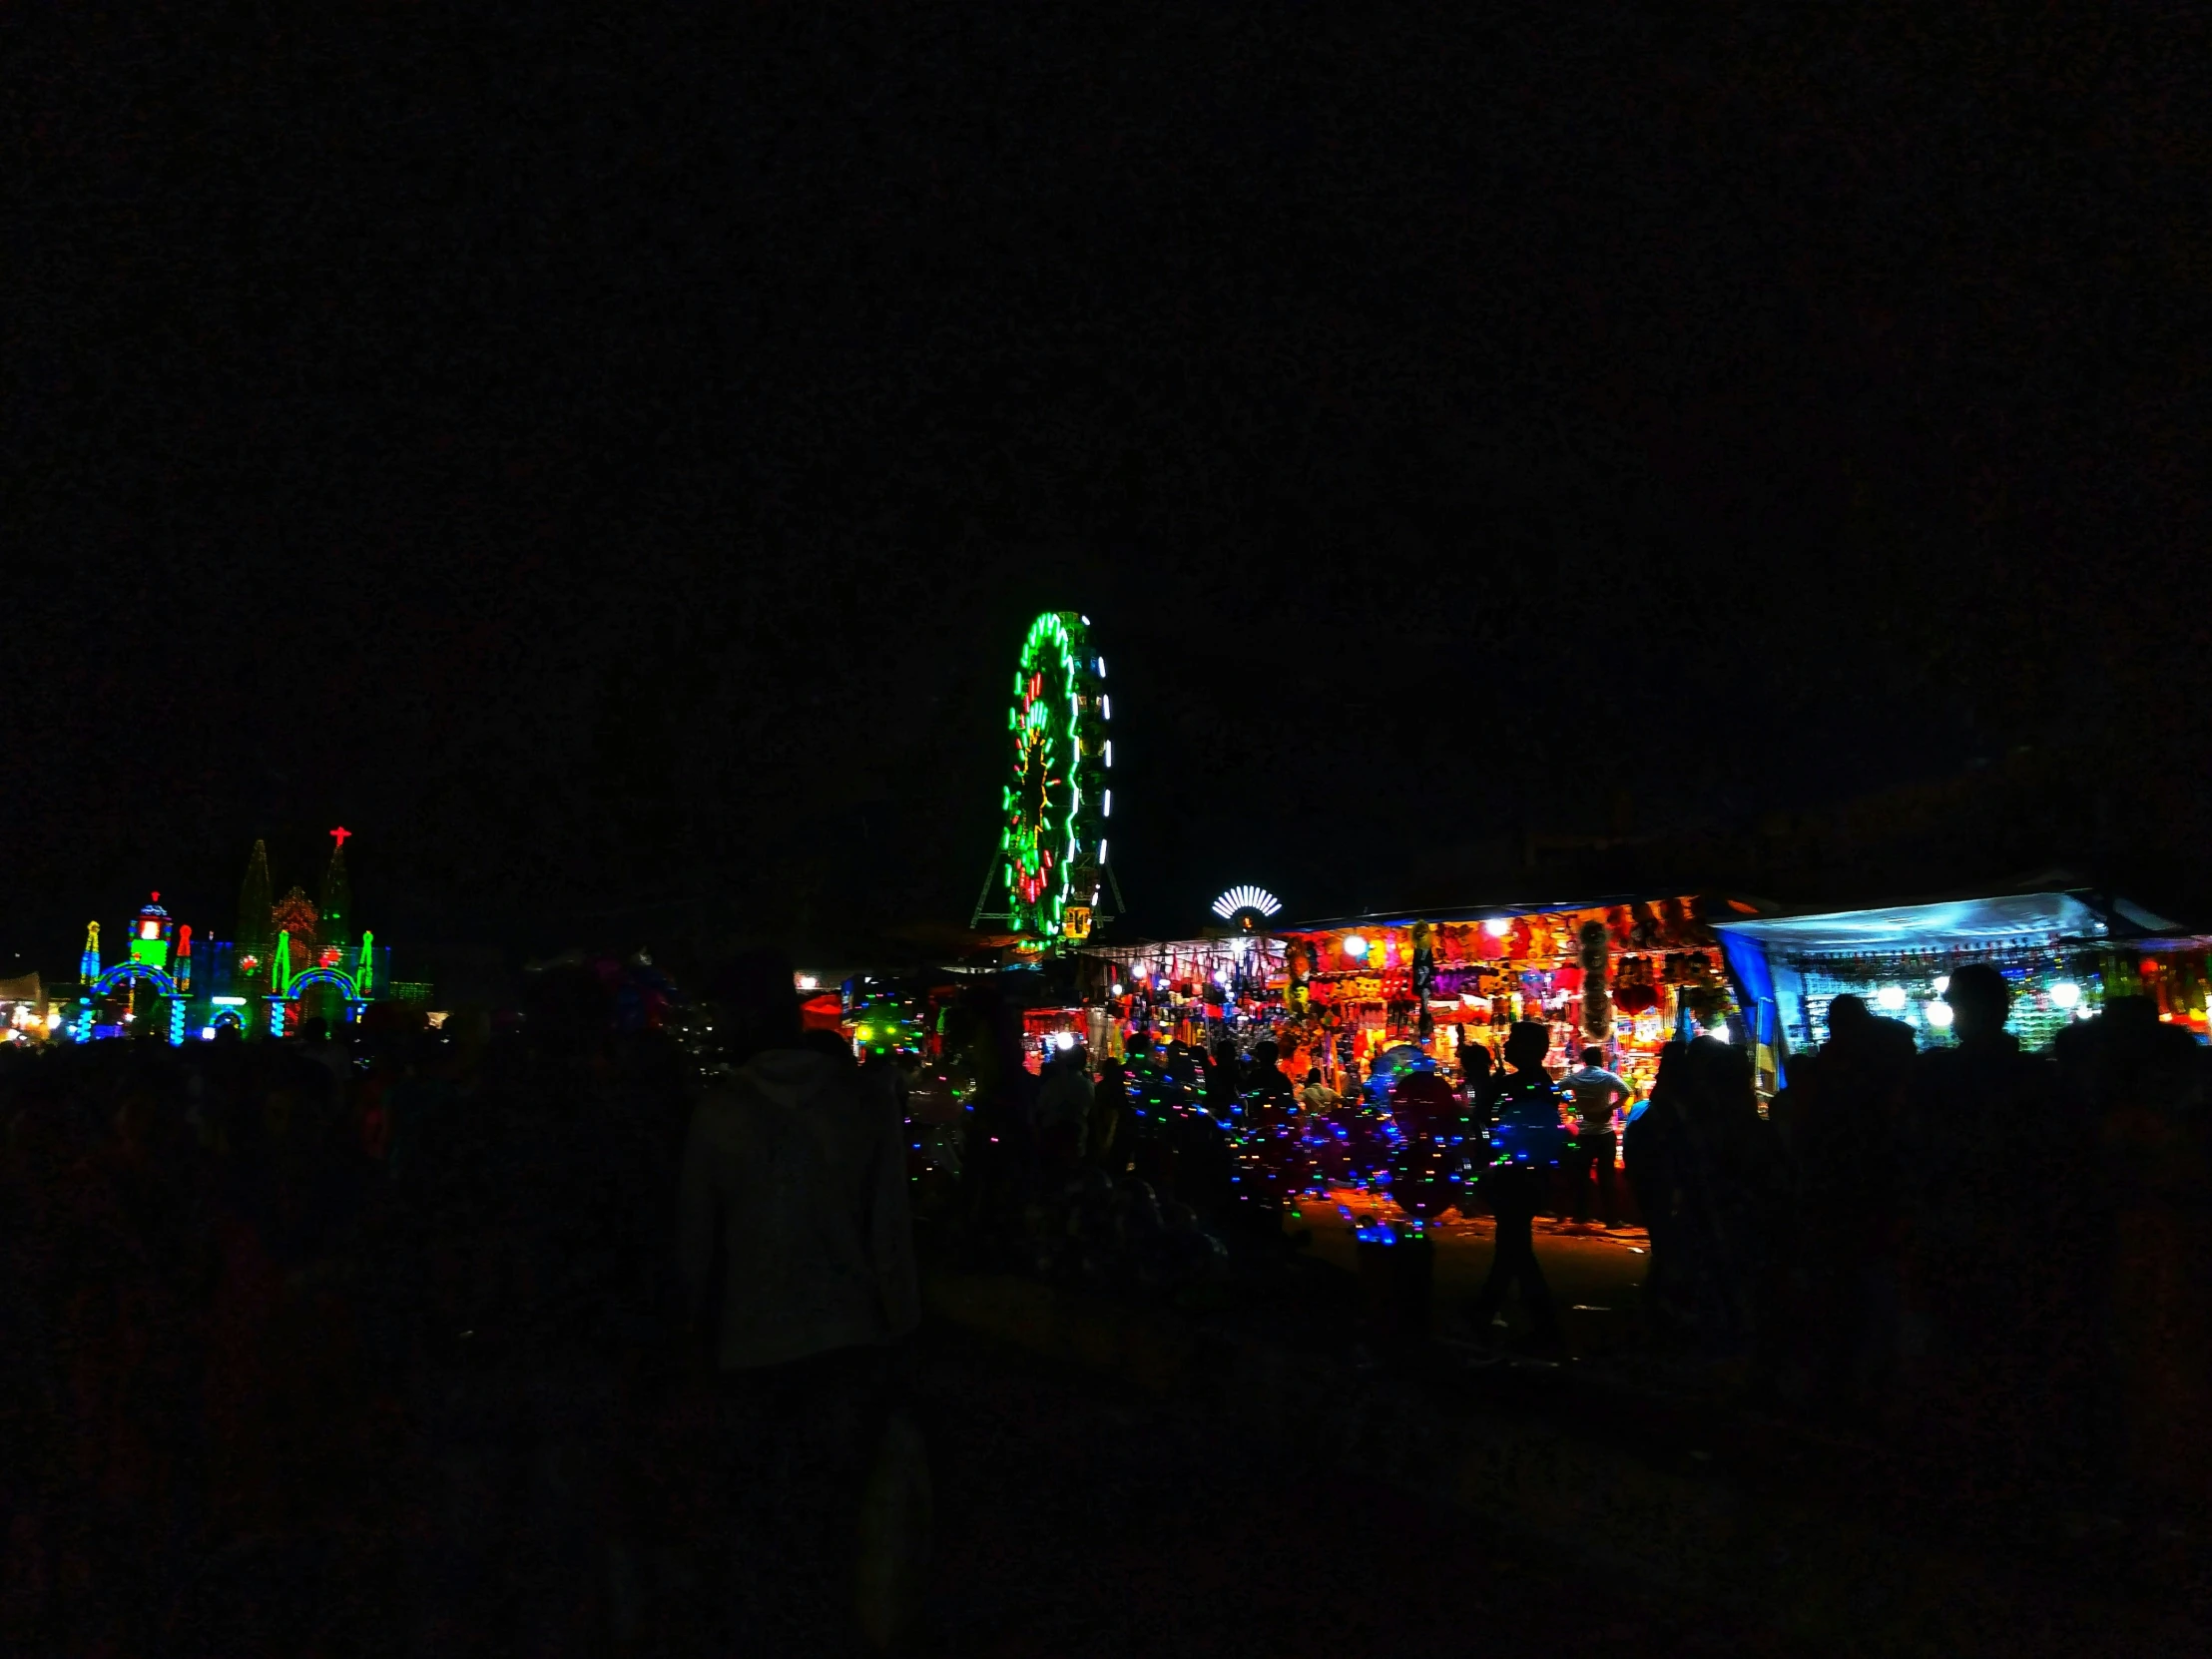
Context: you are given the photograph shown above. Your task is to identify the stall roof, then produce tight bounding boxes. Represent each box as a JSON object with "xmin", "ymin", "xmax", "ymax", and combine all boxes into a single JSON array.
[
  {"xmin": 1280, "ymin": 891, "xmax": 1769, "ymax": 933},
  {"xmin": 1710, "ymin": 889, "xmax": 2178, "ymax": 957}
]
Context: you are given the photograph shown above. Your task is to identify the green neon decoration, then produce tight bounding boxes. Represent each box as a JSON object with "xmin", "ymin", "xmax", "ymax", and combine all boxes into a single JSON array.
[
  {"xmin": 995, "ymin": 611, "xmax": 1109, "ymax": 939},
  {"xmin": 357, "ymin": 929, "xmax": 374, "ymax": 997},
  {"xmin": 273, "ymin": 930, "xmax": 292, "ymax": 995}
]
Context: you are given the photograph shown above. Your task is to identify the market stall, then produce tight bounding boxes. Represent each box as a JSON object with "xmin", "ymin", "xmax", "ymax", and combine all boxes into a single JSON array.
[
  {"xmin": 1710, "ymin": 888, "xmax": 2204, "ymax": 1059},
  {"xmin": 1273, "ymin": 894, "xmax": 1765, "ymax": 1106},
  {"xmin": 1077, "ymin": 929, "xmax": 1291, "ymax": 1060}
]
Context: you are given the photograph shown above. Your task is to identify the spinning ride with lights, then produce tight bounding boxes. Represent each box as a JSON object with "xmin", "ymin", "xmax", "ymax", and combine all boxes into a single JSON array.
[{"xmin": 972, "ymin": 611, "xmax": 1122, "ymax": 945}]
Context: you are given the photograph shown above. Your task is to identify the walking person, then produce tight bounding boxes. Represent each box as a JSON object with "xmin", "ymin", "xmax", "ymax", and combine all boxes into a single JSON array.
[
  {"xmin": 1463, "ymin": 1022, "xmax": 1568, "ymax": 1359},
  {"xmin": 1559, "ymin": 1045, "xmax": 1630, "ymax": 1229},
  {"xmin": 679, "ymin": 950, "xmax": 923, "ymax": 1652}
]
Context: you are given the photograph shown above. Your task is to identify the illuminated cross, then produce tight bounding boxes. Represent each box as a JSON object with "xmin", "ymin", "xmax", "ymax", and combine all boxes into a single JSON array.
[{"xmin": 330, "ymin": 827, "xmax": 352, "ymax": 850}]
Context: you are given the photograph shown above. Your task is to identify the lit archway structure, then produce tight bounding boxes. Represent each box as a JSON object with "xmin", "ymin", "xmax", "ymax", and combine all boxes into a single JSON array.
[
  {"xmin": 89, "ymin": 961, "xmax": 188, "ymax": 1043},
  {"xmin": 267, "ymin": 950, "xmax": 372, "ymax": 1036}
]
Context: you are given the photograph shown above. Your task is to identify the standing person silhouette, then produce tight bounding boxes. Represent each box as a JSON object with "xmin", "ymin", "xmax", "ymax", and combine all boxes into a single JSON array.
[
  {"xmin": 680, "ymin": 950, "xmax": 920, "ymax": 1651},
  {"xmin": 1559, "ymin": 1045, "xmax": 1630, "ymax": 1229},
  {"xmin": 1464, "ymin": 1022, "xmax": 1568, "ymax": 1359}
]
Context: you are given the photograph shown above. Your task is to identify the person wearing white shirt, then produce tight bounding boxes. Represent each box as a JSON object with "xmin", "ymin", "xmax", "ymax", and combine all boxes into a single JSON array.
[{"xmin": 1560, "ymin": 1044, "xmax": 1631, "ymax": 1228}]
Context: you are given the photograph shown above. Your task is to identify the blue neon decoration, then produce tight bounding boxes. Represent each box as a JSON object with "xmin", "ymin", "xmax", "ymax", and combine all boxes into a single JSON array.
[
  {"xmin": 284, "ymin": 965, "xmax": 362, "ymax": 1000},
  {"xmin": 90, "ymin": 961, "xmax": 179, "ymax": 999}
]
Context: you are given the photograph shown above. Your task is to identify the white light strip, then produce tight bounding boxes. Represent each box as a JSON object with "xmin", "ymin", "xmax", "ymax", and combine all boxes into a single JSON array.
[
  {"xmin": 1211, "ymin": 884, "xmax": 1284, "ymax": 919},
  {"xmin": 1103, "ymin": 790, "xmax": 1112, "ymax": 818}
]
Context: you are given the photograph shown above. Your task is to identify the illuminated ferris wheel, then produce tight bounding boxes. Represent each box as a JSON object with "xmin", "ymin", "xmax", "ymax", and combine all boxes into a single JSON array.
[{"xmin": 971, "ymin": 610, "xmax": 1122, "ymax": 942}]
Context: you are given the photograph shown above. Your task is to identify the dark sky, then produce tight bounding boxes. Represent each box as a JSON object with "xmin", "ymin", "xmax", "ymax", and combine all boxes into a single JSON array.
[{"xmin": 8, "ymin": 4, "xmax": 2208, "ymax": 977}]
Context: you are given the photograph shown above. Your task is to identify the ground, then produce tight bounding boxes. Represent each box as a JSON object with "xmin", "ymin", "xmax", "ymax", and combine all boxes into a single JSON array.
[
  {"xmin": 1294, "ymin": 1184, "xmax": 1653, "ymax": 1353},
  {"xmin": 911, "ymin": 1315, "xmax": 1800, "ymax": 1657}
]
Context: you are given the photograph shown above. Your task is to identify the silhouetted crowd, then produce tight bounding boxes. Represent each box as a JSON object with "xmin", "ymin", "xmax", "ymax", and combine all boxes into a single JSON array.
[
  {"xmin": 0, "ymin": 958, "xmax": 919, "ymax": 1657},
  {"xmin": 4, "ymin": 958, "xmax": 2208, "ymax": 1655},
  {"xmin": 1633, "ymin": 967, "xmax": 2212, "ymax": 1503}
]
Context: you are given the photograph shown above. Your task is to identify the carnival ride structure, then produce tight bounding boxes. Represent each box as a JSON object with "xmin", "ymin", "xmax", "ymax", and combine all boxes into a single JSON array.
[{"xmin": 971, "ymin": 610, "xmax": 1123, "ymax": 946}]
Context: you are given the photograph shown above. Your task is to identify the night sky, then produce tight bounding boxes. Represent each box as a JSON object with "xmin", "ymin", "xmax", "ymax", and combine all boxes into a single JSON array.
[{"xmin": 9, "ymin": 6, "xmax": 2208, "ymax": 985}]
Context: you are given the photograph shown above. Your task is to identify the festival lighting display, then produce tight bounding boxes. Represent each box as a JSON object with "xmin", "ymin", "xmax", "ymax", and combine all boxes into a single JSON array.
[
  {"xmin": 1211, "ymin": 884, "xmax": 1283, "ymax": 921},
  {"xmin": 992, "ymin": 611, "xmax": 1109, "ymax": 940}
]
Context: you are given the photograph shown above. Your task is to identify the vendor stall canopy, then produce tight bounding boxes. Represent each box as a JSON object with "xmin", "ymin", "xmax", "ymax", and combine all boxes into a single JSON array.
[
  {"xmin": 1287, "ymin": 891, "xmax": 1768, "ymax": 933},
  {"xmin": 1709, "ymin": 889, "xmax": 2178, "ymax": 958}
]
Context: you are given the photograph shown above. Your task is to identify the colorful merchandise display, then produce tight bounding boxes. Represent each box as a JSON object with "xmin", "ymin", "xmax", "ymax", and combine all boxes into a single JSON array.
[
  {"xmin": 1080, "ymin": 930, "xmax": 1292, "ymax": 1058},
  {"xmin": 1270, "ymin": 895, "xmax": 1753, "ymax": 1105}
]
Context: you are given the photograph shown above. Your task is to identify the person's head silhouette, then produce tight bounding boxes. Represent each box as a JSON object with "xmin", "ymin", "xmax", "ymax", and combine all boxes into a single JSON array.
[
  {"xmin": 1503, "ymin": 1020, "xmax": 1550, "ymax": 1075},
  {"xmin": 1946, "ymin": 963, "xmax": 2010, "ymax": 1045},
  {"xmin": 710, "ymin": 950, "xmax": 803, "ymax": 1065},
  {"xmin": 1252, "ymin": 1039, "xmax": 1279, "ymax": 1069},
  {"xmin": 1826, "ymin": 994, "xmax": 1871, "ymax": 1044}
]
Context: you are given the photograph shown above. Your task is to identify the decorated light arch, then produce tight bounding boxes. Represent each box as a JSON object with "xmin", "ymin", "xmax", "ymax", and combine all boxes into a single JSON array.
[
  {"xmin": 89, "ymin": 958, "xmax": 189, "ymax": 1044},
  {"xmin": 67, "ymin": 832, "xmax": 403, "ymax": 1043},
  {"xmin": 971, "ymin": 611, "xmax": 1119, "ymax": 944}
]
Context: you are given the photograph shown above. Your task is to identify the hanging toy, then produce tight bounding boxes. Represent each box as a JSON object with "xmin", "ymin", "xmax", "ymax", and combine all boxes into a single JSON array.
[
  {"xmin": 1410, "ymin": 921, "xmax": 1436, "ymax": 1001},
  {"xmin": 1286, "ymin": 939, "xmax": 1314, "ymax": 1014},
  {"xmin": 1579, "ymin": 919, "xmax": 1612, "ymax": 1040}
]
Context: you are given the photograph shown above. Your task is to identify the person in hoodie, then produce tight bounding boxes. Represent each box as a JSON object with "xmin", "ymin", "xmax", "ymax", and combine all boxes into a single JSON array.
[{"xmin": 679, "ymin": 949, "xmax": 920, "ymax": 1649}]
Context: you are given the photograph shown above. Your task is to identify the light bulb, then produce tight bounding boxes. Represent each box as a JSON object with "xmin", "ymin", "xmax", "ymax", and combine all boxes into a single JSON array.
[
  {"xmin": 1876, "ymin": 984, "xmax": 1908, "ymax": 1011},
  {"xmin": 1344, "ymin": 935, "xmax": 1369, "ymax": 959},
  {"xmin": 1483, "ymin": 917, "xmax": 1512, "ymax": 937},
  {"xmin": 1932, "ymin": 975, "xmax": 1949, "ymax": 994},
  {"xmin": 1213, "ymin": 968, "xmax": 1229, "ymax": 985},
  {"xmin": 1053, "ymin": 1030, "xmax": 1076, "ymax": 1050},
  {"xmin": 2049, "ymin": 981, "xmax": 2081, "ymax": 1009},
  {"xmin": 1111, "ymin": 982, "xmax": 1125, "ymax": 996},
  {"xmin": 1926, "ymin": 1001, "xmax": 1954, "ymax": 1029}
]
